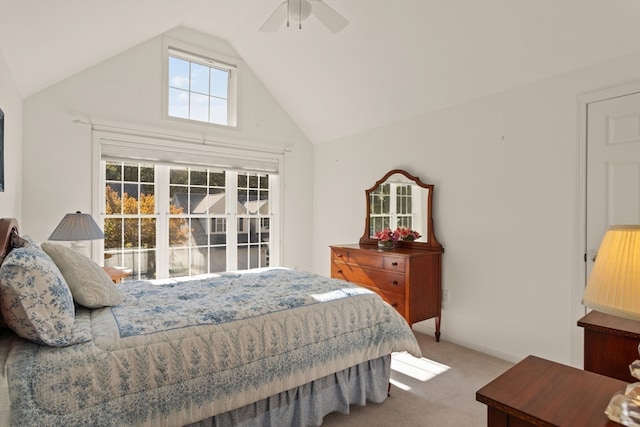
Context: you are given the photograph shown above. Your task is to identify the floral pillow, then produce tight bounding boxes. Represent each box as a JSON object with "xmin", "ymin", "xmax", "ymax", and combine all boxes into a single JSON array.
[
  {"xmin": 0, "ymin": 240, "xmax": 88, "ymax": 346},
  {"xmin": 0, "ymin": 232, "xmax": 30, "ymax": 329},
  {"xmin": 41, "ymin": 242, "xmax": 125, "ymax": 309}
]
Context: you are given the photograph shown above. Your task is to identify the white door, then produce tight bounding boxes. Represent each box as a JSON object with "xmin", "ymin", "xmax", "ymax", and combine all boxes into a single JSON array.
[{"xmin": 586, "ymin": 91, "xmax": 640, "ymax": 277}]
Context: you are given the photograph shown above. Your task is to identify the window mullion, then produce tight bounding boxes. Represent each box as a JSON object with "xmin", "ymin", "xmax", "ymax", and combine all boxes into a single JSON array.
[
  {"xmin": 227, "ymin": 171, "xmax": 238, "ymax": 270},
  {"xmin": 390, "ymin": 183, "xmax": 398, "ymax": 228},
  {"xmin": 156, "ymin": 165, "xmax": 170, "ymax": 278}
]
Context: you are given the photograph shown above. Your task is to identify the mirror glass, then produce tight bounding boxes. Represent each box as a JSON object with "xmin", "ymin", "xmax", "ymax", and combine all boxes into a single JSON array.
[
  {"xmin": 367, "ymin": 173, "xmax": 428, "ymax": 242},
  {"xmin": 360, "ymin": 169, "xmax": 441, "ymax": 250}
]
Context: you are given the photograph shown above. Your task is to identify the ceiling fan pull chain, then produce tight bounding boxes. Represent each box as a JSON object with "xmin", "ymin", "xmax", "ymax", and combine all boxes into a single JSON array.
[
  {"xmin": 299, "ymin": 0, "xmax": 302, "ymax": 29},
  {"xmin": 286, "ymin": 0, "xmax": 290, "ymax": 28}
]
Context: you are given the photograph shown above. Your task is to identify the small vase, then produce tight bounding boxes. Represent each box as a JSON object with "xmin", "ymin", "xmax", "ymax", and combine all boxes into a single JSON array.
[{"xmin": 378, "ymin": 240, "xmax": 395, "ymax": 250}]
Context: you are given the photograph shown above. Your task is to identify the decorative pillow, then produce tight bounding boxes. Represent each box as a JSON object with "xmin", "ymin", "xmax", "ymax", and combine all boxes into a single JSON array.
[
  {"xmin": 0, "ymin": 241, "xmax": 84, "ymax": 346},
  {"xmin": 41, "ymin": 242, "xmax": 125, "ymax": 309},
  {"xmin": 0, "ymin": 233, "xmax": 30, "ymax": 330}
]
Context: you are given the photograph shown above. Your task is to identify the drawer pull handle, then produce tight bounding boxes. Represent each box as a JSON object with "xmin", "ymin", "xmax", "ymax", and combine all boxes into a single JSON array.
[
  {"xmin": 337, "ymin": 254, "xmax": 344, "ymax": 258},
  {"xmin": 391, "ymin": 262, "xmax": 398, "ymax": 266},
  {"xmin": 391, "ymin": 281, "xmax": 398, "ymax": 286},
  {"xmin": 391, "ymin": 303, "xmax": 398, "ymax": 308},
  {"xmin": 337, "ymin": 270, "xmax": 343, "ymax": 274}
]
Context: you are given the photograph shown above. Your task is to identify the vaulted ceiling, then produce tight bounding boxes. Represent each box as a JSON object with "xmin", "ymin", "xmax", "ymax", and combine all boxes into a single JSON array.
[{"xmin": 1, "ymin": 0, "xmax": 639, "ymax": 144}]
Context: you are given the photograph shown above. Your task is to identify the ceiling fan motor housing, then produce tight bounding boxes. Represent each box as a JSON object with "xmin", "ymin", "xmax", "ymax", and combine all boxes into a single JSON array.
[{"xmin": 289, "ymin": 0, "xmax": 312, "ymax": 23}]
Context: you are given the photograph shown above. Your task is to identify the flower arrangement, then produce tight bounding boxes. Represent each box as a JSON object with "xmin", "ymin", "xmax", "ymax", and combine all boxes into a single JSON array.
[
  {"xmin": 374, "ymin": 226, "xmax": 421, "ymax": 243},
  {"xmin": 395, "ymin": 226, "xmax": 422, "ymax": 241},
  {"xmin": 374, "ymin": 227, "xmax": 398, "ymax": 243}
]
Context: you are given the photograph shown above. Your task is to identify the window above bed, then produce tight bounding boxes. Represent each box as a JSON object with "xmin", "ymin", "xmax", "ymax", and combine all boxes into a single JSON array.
[{"xmin": 163, "ymin": 42, "xmax": 238, "ymax": 128}]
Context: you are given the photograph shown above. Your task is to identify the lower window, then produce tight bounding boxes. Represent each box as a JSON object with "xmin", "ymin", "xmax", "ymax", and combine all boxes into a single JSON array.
[{"xmin": 103, "ymin": 161, "xmax": 273, "ymax": 280}]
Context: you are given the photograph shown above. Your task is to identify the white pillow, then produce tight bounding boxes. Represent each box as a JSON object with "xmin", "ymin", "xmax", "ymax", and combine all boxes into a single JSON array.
[
  {"xmin": 0, "ymin": 242, "xmax": 87, "ymax": 346},
  {"xmin": 41, "ymin": 242, "xmax": 125, "ymax": 309}
]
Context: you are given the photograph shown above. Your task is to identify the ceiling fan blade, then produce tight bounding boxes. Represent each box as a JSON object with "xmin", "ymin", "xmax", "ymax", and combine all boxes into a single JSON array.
[
  {"xmin": 260, "ymin": 1, "xmax": 288, "ymax": 32},
  {"xmin": 310, "ymin": 0, "xmax": 349, "ymax": 33}
]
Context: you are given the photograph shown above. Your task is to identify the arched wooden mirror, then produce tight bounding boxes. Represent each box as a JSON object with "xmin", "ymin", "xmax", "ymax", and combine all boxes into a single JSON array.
[{"xmin": 359, "ymin": 169, "xmax": 442, "ymax": 251}]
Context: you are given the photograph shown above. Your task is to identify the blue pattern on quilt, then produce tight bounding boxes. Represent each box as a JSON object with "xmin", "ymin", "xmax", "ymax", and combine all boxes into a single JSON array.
[
  {"xmin": 2, "ymin": 268, "xmax": 422, "ymax": 426},
  {"xmin": 112, "ymin": 268, "xmax": 373, "ymax": 337}
]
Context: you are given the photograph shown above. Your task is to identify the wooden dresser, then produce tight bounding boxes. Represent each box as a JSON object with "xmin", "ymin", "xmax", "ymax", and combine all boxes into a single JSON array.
[{"xmin": 330, "ymin": 243, "xmax": 443, "ymax": 341}]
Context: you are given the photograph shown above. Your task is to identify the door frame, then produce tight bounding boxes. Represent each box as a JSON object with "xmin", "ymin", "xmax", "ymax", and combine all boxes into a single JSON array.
[{"xmin": 573, "ymin": 80, "xmax": 640, "ymax": 367}]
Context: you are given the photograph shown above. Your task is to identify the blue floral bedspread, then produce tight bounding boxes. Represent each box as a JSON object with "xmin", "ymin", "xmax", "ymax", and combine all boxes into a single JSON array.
[
  {"xmin": 112, "ymin": 268, "xmax": 377, "ymax": 337},
  {"xmin": 1, "ymin": 268, "xmax": 422, "ymax": 426}
]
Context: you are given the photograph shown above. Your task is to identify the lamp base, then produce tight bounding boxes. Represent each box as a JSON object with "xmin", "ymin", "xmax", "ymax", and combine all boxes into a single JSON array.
[
  {"xmin": 69, "ymin": 241, "xmax": 87, "ymax": 252},
  {"xmin": 606, "ymin": 359, "xmax": 640, "ymax": 426},
  {"xmin": 606, "ymin": 383, "xmax": 640, "ymax": 426}
]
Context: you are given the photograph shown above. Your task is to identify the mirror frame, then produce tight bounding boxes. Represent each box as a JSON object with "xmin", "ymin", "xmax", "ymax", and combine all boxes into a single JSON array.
[{"xmin": 359, "ymin": 169, "xmax": 443, "ymax": 251}]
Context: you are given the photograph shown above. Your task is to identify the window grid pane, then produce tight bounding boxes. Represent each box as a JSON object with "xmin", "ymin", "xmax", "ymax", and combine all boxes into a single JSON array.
[
  {"xmin": 396, "ymin": 185, "xmax": 413, "ymax": 229},
  {"xmin": 168, "ymin": 53, "xmax": 230, "ymax": 126},
  {"xmin": 369, "ymin": 183, "xmax": 390, "ymax": 236},
  {"xmin": 104, "ymin": 161, "xmax": 157, "ymax": 281},
  {"xmin": 168, "ymin": 167, "xmax": 230, "ymax": 276},
  {"xmin": 236, "ymin": 173, "xmax": 270, "ymax": 270}
]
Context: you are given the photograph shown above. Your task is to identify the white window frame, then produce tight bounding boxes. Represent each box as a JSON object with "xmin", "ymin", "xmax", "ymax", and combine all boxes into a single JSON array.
[
  {"xmin": 162, "ymin": 37, "xmax": 239, "ymax": 128},
  {"xmin": 91, "ymin": 130, "xmax": 284, "ymax": 277},
  {"xmin": 369, "ymin": 182, "xmax": 422, "ymax": 233}
]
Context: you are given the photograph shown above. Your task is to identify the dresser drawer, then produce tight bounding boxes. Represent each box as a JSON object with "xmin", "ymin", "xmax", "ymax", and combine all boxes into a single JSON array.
[
  {"xmin": 383, "ymin": 256, "xmax": 405, "ymax": 272},
  {"xmin": 376, "ymin": 289, "xmax": 406, "ymax": 315},
  {"xmin": 348, "ymin": 251, "xmax": 384, "ymax": 269},
  {"xmin": 331, "ymin": 248, "xmax": 349, "ymax": 262},
  {"xmin": 355, "ymin": 282, "xmax": 406, "ymax": 314},
  {"xmin": 331, "ymin": 263, "xmax": 406, "ymax": 293},
  {"xmin": 331, "ymin": 248, "xmax": 404, "ymax": 272}
]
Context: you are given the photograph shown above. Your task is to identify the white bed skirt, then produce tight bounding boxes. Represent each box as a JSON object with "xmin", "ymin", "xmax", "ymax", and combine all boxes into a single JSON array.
[{"xmin": 186, "ymin": 355, "xmax": 391, "ymax": 427}]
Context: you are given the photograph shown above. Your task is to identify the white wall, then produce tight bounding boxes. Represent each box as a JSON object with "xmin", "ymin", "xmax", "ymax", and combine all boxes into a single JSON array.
[
  {"xmin": 313, "ymin": 51, "xmax": 640, "ymax": 366},
  {"xmin": 0, "ymin": 48, "xmax": 23, "ymax": 220},
  {"xmin": 15, "ymin": 21, "xmax": 640, "ymax": 366},
  {"xmin": 22, "ymin": 27, "xmax": 314, "ymax": 271}
]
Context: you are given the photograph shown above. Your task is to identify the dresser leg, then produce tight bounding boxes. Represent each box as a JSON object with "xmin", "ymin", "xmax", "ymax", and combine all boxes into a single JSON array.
[{"xmin": 435, "ymin": 315, "xmax": 441, "ymax": 342}]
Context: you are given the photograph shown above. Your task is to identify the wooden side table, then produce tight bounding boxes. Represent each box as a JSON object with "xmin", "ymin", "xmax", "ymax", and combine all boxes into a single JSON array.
[
  {"xmin": 103, "ymin": 266, "xmax": 132, "ymax": 284},
  {"xmin": 476, "ymin": 355, "xmax": 626, "ymax": 427},
  {"xmin": 578, "ymin": 310, "xmax": 640, "ymax": 382}
]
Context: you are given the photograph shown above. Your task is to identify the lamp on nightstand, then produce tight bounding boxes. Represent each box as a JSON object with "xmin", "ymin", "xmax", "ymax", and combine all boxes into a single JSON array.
[
  {"xmin": 583, "ymin": 224, "xmax": 640, "ymax": 426},
  {"xmin": 48, "ymin": 211, "xmax": 104, "ymax": 252}
]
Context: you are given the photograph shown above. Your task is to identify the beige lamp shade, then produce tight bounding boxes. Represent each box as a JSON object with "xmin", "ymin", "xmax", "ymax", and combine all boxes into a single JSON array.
[
  {"xmin": 48, "ymin": 211, "xmax": 104, "ymax": 242},
  {"xmin": 583, "ymin": 224, "xmax": 640, "ymax": 321}
]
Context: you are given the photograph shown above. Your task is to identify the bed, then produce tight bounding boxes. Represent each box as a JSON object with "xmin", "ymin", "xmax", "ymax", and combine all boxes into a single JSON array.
[{"xmin": 0, "ymin": 218, "xmax": 422, "ymax": 426}]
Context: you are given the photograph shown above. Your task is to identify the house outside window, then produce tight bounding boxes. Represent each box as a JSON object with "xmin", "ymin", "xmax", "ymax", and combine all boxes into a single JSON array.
[
  {"xmin": 95, "ymin": 131, "xmax": 283, "ymax": 282},
  {"xmin": 104, "ymin": 162, "xmax": 273, "ymax": 280}
]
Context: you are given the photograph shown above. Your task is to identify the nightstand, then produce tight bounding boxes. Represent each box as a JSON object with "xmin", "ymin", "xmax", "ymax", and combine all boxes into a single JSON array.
[
  {"xmin": 476, "ymin": 355, "xmax": 626, "ymax": 426},
  {"xmin": 578, "ymin": 310, "xmax": 640, "ymax": 382},
  {"xmin": 103, "ymin": 266, "xmax": 132, "ymax": 284}
]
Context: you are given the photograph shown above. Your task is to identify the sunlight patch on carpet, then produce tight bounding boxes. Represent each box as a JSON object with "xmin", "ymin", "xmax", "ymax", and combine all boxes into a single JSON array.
[{"xmin": 390, "ymin": 352, "xmax": 451, "ymax": 389}]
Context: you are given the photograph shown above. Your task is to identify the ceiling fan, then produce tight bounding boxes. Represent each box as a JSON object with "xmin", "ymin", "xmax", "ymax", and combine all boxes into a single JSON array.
[{"xmin": 260, "ymin": 0, "xmax": 349, "ymax": 34}]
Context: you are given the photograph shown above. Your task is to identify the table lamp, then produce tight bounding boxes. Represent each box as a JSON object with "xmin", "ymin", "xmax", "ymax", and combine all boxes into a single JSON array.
[
  {"xmin": 48, "ymin": 211, "xmax": 104, "ymax": 251},
  {"xmin": 583, "ymin": 224, "xmax": 640, "ymax": 426}
]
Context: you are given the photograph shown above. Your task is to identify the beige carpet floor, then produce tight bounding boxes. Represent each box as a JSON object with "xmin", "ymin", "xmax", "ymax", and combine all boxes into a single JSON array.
[{"xmin": 321, "ymin": 331, "xmax": 514, "ymax": 427}]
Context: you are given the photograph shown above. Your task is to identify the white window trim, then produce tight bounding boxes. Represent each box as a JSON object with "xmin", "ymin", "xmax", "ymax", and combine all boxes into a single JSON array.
[
  {"xmin": 162, "ymin": 36, "xmax": 240, "ymax": 129},
  {"xmin": 91, "ymin": 130, "xmax": 284, "ymax": 270}
]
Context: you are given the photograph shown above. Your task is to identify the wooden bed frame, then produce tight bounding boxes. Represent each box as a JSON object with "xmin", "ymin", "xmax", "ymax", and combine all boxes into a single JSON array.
[{"xmin": 0, "ymin": 218, "xmax": 18, "ymax": 265}]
